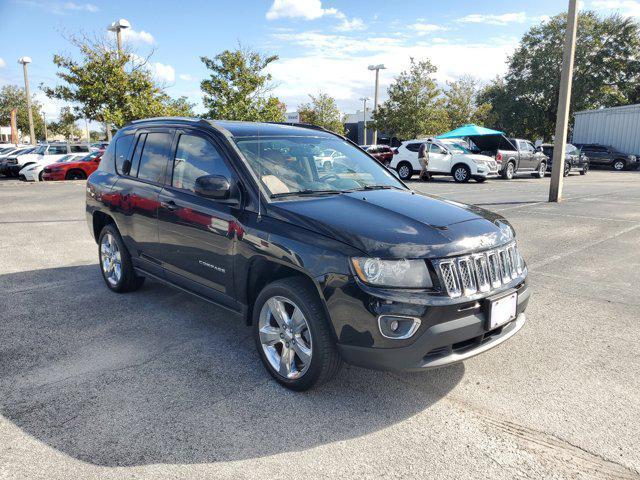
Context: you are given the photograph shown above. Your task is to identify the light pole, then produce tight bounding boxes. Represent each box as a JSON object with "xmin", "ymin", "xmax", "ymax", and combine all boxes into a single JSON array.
[
  {"xmin": 368, "ymin": 64, "xmax": 386, "ymax": 144},
  {"xmin": 549, "ymin": 0, "xmax": 578, "ymax": 203},
  {"xmin": 43, "ymin": 112, "xmax": 48, "ymax": 142},
  {"xmin": 359, "ymin": 97, "xmax": 369, "ymax": 144},
  {"xmin": 18, "ymin": 57, "xmax": 36, "ymax": 145},
  {"xmin": 107, "ymin": 18, "xmax": 131, "ymax": 57}
]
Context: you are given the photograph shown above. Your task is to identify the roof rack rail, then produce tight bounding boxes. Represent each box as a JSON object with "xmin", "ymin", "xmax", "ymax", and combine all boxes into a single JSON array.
[
  {"xmin": 266, "ymin": 121, "xmax": 330, "ymax": 133},
  {"xmin": 129, "ymin": 116, "xmax": 203, "ymax": 124}
]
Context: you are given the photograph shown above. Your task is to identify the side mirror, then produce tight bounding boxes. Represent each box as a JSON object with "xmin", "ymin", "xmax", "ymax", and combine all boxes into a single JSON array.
[
  {"xmin": 194, "ymin": 175, "xmax": 234, "ymax": 201},
  {"xmin": 122, "ymin": 159, "xmax": 131, "ymax": 175}
]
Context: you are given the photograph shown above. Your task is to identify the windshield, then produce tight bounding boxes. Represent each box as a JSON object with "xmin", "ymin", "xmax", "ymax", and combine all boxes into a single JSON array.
[
  {"xmin": 34, "ymin": 145, "xmax": 48, "ymax": 155},
  {"xmin": 442, "ymin": 141, "xmax": 471, "ymax": 154},
  {"xmin": 81, "ymin": 151, "xmax": 101, "ymax": 162},
  {"xmin": 234, "ymin": 135, "xmax": 405, "ymax": 197}
]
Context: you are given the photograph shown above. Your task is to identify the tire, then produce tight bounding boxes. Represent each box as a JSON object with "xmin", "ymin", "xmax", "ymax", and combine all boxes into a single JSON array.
[
  {"xmin": 98, "ymin": 224, "xmax": 145, "ymax": 293},
  {"xmin": 534, "ymin": 162, "xmax": 546, "ymax": 179},
  {"xmin": 253, "ymin": 277, "xmax": 342, "ymax": 391},
  {"xmin": 612, "ymin": 159, "xmax": 626, "ymax": 171},
  {"xmin": 452, "ymin": 164, "xmax": 471, "ymax": 183},
  {"xmin": 563, "ymin": 163, "xmax": 571, "ymax": 177},
  {"xmin": 396, "ymin": 162, "xmax": 413, "ymax": 181},
  {"xmin": 66, "ymin": 170, "xmax": 87, "ymax": 180},
  {"xmin": 501, "ymin": 162, "xmax": 515, "ymax": 180},
  {"xmin": 580, "ymin": 164, "xmax": 588, "ymax": 175},
  {"xmin": 38, "ymin": 170, "xmax": 44, "ymax": 181}
]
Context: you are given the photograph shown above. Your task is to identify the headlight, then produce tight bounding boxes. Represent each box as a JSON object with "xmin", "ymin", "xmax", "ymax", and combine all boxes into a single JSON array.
[{"xmin": 350, "ymin": 258, "xmax": 432, "ymax": 288}]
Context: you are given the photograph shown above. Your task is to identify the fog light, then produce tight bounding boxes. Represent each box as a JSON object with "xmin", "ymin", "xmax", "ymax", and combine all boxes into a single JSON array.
[{"xmin": 378, "ymin": 315, "xmax": 421, "ymax": 340}]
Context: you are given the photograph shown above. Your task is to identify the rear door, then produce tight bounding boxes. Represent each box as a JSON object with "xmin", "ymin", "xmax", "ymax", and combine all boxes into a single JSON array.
[
  {"xmin": 157, "ymin": 129, "xmax": 241, "ymax": 307},
  {"xmin": 517, "ymin": 140, "xmax": 535, "ymax": 170},
  {"xmin": 583, "ymin": 145, "xmax": 608, "ymax": 166}
]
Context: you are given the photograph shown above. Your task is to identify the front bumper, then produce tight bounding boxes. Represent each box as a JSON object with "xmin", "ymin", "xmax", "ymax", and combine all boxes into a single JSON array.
[
  {"xmin": 332, "ymin": 280, "xmax": 530, "ymax": 371},
  {"xmin": 43, "ymin": 171, "xmax": 65, "ymax": 181}
]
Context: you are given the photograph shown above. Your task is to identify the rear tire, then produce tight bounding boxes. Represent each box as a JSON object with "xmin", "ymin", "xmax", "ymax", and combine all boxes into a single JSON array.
[
  {"xmin": 253, "ymin": 277, "xmax": 342, "ymax": 391},
  {"xmin": 38, "ymin": 170, "xmax": 44, "ymax": 181},
  {"xmin": 501, "ymin": 162, "xmax": 515, "ymax": 180},
  {"xmin": 396, "ymin": 162, "xmax": 413, "ymax": 181},
  {"xmin": 532, "ymin": 162, "xmax": 546, "ymax": 178},
  {"xmin": 98, "ymin": 224, "xmax": 145, "ymax": 293},
  {"xmin": 580, "ymin": 164, "xmax": 588, "ymax": 175}
]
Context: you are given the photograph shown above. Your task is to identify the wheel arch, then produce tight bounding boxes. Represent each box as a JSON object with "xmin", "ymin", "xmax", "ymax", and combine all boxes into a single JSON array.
[
  {"xmin": 92, "ymin": 211, "xmax": 116, "ymax": 244},
  {"xmin": 66, "ymin": 168, "xmax": 86, "ymax": 179}
]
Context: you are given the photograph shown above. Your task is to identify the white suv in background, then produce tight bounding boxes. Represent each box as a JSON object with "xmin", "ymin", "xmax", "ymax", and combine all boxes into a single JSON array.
[{"xmin": 389, "ymin": 138, "xmax": 499, "ymax": 182}]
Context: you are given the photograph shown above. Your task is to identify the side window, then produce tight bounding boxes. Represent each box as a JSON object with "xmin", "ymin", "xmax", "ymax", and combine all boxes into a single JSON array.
[
  {"xmin": 429, "ymin": 144, "xmax": 445, "ymax": 154},
  {"xmin": 137, "ymin": 132, "xmax": 173, "ymax": 183},
  {"xmin": 70, "ymin": 145, "xmax": 88, "ymax": 153},
  {"xmin": 50, "ymin": 145, "xmax": 67, "ymax": 155},
  {"xmin": 172, "ymin": 134, "xmax": 232, "ymax": 193},
  {"xmin": 115, "ymin": 134, "xmax": 135, "ymax": 173},
  {"xmin": 526, "ymin": 142, "xmax": 536, "ymax": 153},
  {"xmin": 406, "ymin": 143, "xmax": 421, "ymax": 152}
]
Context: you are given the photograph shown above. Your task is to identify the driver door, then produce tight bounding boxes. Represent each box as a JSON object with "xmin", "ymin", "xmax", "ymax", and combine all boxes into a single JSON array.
[
  {"xmin": 427, "ymin": 143, "xmax": 451, "ymax": 173},
  {"xmin": 156, "ymin": 130, "xmax": 241, "ymax": 308}
]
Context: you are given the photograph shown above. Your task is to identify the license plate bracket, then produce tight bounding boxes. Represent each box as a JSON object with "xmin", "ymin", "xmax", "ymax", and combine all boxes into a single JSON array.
[{"xmin": 485, "ymin": 290, "xmax": 517, "ymax": 330}]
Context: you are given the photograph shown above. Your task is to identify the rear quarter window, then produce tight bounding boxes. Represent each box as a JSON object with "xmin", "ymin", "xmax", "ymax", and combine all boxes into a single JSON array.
[
  {"xmin": 115, "ymin": 134, "xmax": 135, "ymax": 174},
  {"xmin": 405, "ymin": 143, "xmax": 422, "ymax": 152}
]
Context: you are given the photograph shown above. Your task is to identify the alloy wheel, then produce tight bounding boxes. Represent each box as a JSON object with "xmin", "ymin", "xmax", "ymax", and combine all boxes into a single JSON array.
[
  {"xmin": 613, "ymin": 160, "xmax": 625, "ymax": 171},
  {"xmin": 100, "ymin": 233, "xmax": 122, "ymax": 287},
  {"xmin": 398, "ymin": 164, "xmax": 410, "ymax": 180},
  {"xmin": 258, "ymin": 296, "xmax": 312, "ymax": 380},
  {"xmin": 454, "ymin": 167, "xmax": 468, "ymax": 182},
  {"xmin": 506, "ymin": 163, "xmax": 514, "ymax": 179}
]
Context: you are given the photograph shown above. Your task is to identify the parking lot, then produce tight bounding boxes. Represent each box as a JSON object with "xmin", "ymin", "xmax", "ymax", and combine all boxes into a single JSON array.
[{"xmin": 1, "ymin": 171, "xmax": 639, "ymax": 479}]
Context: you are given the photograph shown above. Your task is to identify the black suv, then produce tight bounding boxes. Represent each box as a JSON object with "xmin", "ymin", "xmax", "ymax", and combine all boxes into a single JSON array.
[
  {"xmin": 86, "ymin": 118, "xmax": 530, "ymax": 390},
  {"xmin": 573, "ymin": 143, "xmax": 637, "ymax": 171}
]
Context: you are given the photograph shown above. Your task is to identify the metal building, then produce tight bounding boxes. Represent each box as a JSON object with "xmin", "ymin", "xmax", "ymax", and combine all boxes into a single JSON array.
[{"xmin": 573, "ymin": 104, "xmax": 640, "ymax": 155}]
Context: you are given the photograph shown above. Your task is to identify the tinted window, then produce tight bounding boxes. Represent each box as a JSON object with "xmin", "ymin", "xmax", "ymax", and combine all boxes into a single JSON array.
[
  {"xmin": 49, "ymin": 145, "xmax": 68, "ymax": 155},
  {"xmin": 406, "ymin": 143, "xmax": 422, "ymax": 152},
  {"xmin": 137, "ymin": 132, "xmax": 172, "ymax": 183},
  {"xmin": 585, "ymin": 145, "xmax": 607, "ymax": 153},
  {"xmin": 70, "ymin": 145, "xmax": 89, "ymax": 153},
  {"xmin": 115, "ymin": 134, "xmax": 135, "ymax": 173},
  {"xmin": 429, "ymin": 144, "xmax": 446, "ymax": 154},
  {"xmin": 172, "ymin": 134, "xmax": 232, "ymax": 193}
]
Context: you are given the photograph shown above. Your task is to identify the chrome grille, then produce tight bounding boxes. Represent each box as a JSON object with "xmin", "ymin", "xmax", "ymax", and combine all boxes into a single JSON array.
[{"xmin": 435, "ymin": 243, "xmax": 525, "ymax": 299}]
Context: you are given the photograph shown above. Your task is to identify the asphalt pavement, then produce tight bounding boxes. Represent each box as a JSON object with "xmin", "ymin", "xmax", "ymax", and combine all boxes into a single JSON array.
[{"xmin": 1, "ymin": 170, "xmax": 639, "ymax": 479}]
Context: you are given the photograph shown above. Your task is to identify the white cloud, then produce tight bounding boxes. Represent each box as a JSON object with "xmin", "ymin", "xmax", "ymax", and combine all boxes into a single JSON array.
[
  {"xmin": 152, "ymin": 62, "xmax": 175, "ymax": 83},
  {"xmin": 179, "ymin": 73, "xmax": 195, "ymax": 81},
  {"xmin": 121, "ymin": 28, "xmax": 155, "ymax": 45},
  {"xmin": 408, "ymin": 23, "xmax": 447, "ymax": 36},
  {"xmin": 62, "ymin": 2, "xmax": 98, "ymax": 12},
  {"xmin": 334, "ymin": 15, "xmax": 365, "ymax": 32},
  {"xmin": 266, "ymin": 0, "xmax": 364, "ymax": 31},
  {"xmin": 34, "ymin": 91, "xmax": 68, "ymax": 120},
  {"xmin": 16, "ymin": 1, "xmax": 98, "ymax": 14},
  {"xmin": 458, "ymin": 12, "xmax": 527, "ymax": 26},
  {"xmin": 592, "ymin": 0, "xmax": 640, "ymax": 16},
  {"xmin": 0, "ymin": 58, "xmax": 6, "ymax": 68}
]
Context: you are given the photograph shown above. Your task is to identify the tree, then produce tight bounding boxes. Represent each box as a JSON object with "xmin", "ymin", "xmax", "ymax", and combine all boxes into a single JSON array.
[
  {"xmin": 48, "ymin": 106, "xmax": 82, "ymax": 139},
  {"xmin": 297, "ymin": 93, "xmax": 345, "ymax": 134},
  {"xmin": 44, "ymin": 34, "xmax": 195, "ymax": 130},
  {"xmin": 373, "ymin": 58, "xmax": 447, "ymax": 140},
  {"xmin": 200, "ymin": 47, "xmax": 285, "ymax": 122},
  {"xmin": 0, "ymin": 84, "xmax": 46, "ymax": 141},
  {"xmin": 480, "ymin": 12, "xmax": 640, "ymax": 139},
  {"xmin": 443, "ymin": 76, "xmax": 492, "ymax": 130}
]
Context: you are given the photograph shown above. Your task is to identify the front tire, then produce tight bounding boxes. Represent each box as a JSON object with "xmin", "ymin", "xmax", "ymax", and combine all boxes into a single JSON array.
[
  {"xmin": 253, "ymin": 277, "xmax": 341, "ymax": 391},
  {"xmin": 98, "ymin": 224, "xmax": 145, "ymax": 293},
  {"xmin": 580, "ymin": 164, "xmax": 588, "ymax": 175},
  {"xmin": 452, "ymin": 164, "xmax": 471, "ymax": 183},
  {"xmin": 396, "ymin": 162, "xmax": 413, "ymax": 181},
  {"xmin": 613, "ymin": 159, "xmax": 626, "ymax": 171},
  {"xmin": 66, "ymin": 170, "xmax": 87, "ymax": 180}
]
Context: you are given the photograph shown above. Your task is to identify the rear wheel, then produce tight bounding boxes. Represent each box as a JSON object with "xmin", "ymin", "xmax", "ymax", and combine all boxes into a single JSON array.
[
  {"xmin": 501, "ymin": 162, "xmax": 515, "ymax": 180},
  {"xmin": 452, "ymin": 164, "xmax": 471, "ymax": 183},
  {"xmin": 98, "ymin": 224, "xmax": 145, "ymax": 293},
  {"xmin": 563, "ymin": 162, "xmax": 571, "ymax": 177},
  {"xmin": 66, "ymin": 170, "xmax": 87, "ymax": 180},
  {"xmin": 38, "ymin": 170, "xmax": 44, "ymax": 181},
  {"xmin": 253, "ymin": 277, "xmax": 341, "ymax": 391},
  {"xmin": 397, "ymin": 162, "xmax": 413, "ymax": 181},
  {"xmin": 580, "ymin": 164, "xmax": 589, "ymax": 175},
  {"xmin": 534, "ymin": 162, "xmax": 546, "ymax": 178},
  {"xmin": 613, "ymin": 159, "xmax": 626, "ymax": 171}
]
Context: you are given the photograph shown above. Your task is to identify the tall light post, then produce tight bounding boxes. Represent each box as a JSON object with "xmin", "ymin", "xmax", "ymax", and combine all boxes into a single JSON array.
[
  {"xmin": 43, "ymin": 112, "xmax": 48, "ymax": 142},
  {"xmin": 549, "ymin": 0, "xmax": 578, "ymax": 203},
  {"xmin": 107, "ymin": 18, "xmax": 130, "ymax": 57},
  {"xmin": 368, "ymin": 64, "xmax": 386, "ymax": 144},
  {"xmin": 359, "ymin": 97, "xmax": 370, "ymax": 144},
  {"xmin": 18, "ymin": 57, "xmax": 36, "ymax": 145}
]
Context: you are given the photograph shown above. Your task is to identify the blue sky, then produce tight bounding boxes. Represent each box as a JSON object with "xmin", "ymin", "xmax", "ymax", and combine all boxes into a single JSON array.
[{"xmin": 1, "ymin": 0, "xmax": 638, "ymax": 122}]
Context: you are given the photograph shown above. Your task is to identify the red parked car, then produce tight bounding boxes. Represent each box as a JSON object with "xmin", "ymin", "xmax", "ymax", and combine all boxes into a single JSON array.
[
  {"xmin": 361, "ymin": 144, "xmax": 395, "ymax": 167},
  {"xmin": 43, "ymin": 151, "xmax": 103, "ymax": 181}
]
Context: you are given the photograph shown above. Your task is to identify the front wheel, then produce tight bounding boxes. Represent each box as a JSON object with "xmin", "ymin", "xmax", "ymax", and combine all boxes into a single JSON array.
[
  {"xmin": 613, "ymin": 160, "xmax": 626, "ymax": 171},
  {"xmin": 580, "ymin": 164, "xmax": 589, "ymax": 175},
  {"xmin": 452, "ymin": 165, "xmax": 471, "ymax": 183},
  {"xmin": 98, "ymin": 224, "xmax": 145, "ymax": 293},
  {"xmin": 253, "ymin": 277, "xmax": 341, "ymax": 391}
]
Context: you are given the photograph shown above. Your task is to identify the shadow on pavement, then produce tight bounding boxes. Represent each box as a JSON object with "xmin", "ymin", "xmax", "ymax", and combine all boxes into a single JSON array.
[{"xmin": 0, "ymin": 265, "xmax": 463, "ymax": 467}]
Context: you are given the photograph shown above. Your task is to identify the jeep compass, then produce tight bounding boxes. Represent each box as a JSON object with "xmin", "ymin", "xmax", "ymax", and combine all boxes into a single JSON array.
[{"xmin": 86, "ymin": 118, "xmax": 530, "ymax": 391}]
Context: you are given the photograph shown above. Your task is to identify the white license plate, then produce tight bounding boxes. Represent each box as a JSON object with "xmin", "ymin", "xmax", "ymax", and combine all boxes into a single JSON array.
[{"xmin": 488, "ymin": 292, "xmax": 517, "ymax": 329}]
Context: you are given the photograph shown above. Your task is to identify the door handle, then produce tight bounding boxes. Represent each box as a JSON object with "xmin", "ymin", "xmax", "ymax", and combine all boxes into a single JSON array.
[{"xmin": 161, "ymin": 200, "xmax": 179, "ymax": 211}]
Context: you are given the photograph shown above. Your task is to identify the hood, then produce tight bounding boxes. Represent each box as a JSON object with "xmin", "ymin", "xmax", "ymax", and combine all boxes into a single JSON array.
[
  {"xmin": 454, "ymin": 153, "xmax": 495, "ymax": 163},
  {"xmin": 17, "ymin": 153, "xmax": 43, "ymax": 164},
  {"xmin": 269, "ymin": 189, "xmax": 515, "ymax": 258}
]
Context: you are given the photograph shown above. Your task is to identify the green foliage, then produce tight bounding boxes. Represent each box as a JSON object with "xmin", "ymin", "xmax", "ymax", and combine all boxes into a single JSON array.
[
  {"xmin": 480, "ymin": 12, "xmax": 640, "ymax": 139},
  {"xmin": 373, "ymin": 58, "xmax": 447, "ymax": 139},
  {"xmin": 200, "ymin": 48, "xmax": 285, "ymax": 122},
  {"xmin": 44, "ymin": 34, "xmax": 195, "ymax": 128},
  {"xmin": 0, "ymin": 84, "xmax": 46, "ymax": 141},
  {"xmin": 297, "ymin": 93, "xmax": 345, "ymax": 134},
  {"xmin": 48, "ymin": 106, "xmax": 82, "ymax": 139},
  {"xmin": 89, "ymin": 130, "xmax": 104, "ymax": 142},
  {"xmin": 443, "ymin": 76, "xmax": 491, "ymax": 130}
]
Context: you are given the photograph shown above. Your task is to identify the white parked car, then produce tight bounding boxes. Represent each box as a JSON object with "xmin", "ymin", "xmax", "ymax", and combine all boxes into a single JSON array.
[
  {"xmin": 389, "ymin": 138, "xmax": 499, "ymax": 182},
  {"xmin": 5, "ymin": 142, "xmax": 90, "ymax": 177},
  {"xmin": 313, "ymin": 148, "xmax": 346, "ymax": 171},
  {"xmin": 19, "ymin": 153, "xmax": 87, "ymax": 182}
]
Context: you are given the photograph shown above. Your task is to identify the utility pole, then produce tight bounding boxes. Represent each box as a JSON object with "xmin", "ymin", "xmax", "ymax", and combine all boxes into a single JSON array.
[
  {"xmin": 18, "ymin": 57, "xmax": 36, "ymax": 145},
  {"xmin": 549, "ymin": 0, "xmax": 578, "ymax": 203},
  {"xmin": 368, "ymin": 64, "xmax": 386, "ymax": 145},
  {"xmin": 43, "ymin": 112, "xmax": 48, "ymax": 142},
  {"xmin": 359, "ymin": 97, "xmax": 369, "ymax": 144},
  {"xmin": 108, "ymin": 18, "xmax": 130, "ymax": 58}
]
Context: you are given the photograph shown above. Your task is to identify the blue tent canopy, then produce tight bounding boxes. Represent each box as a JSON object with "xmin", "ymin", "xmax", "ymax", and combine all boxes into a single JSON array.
[{"xmin": 436, "ymin": 124, "xmax": 504, "ymax": 139}]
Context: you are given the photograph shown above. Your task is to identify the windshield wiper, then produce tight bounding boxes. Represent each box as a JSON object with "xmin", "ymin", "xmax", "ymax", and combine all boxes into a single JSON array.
[
  {"xmin": 270, "ymin": 189, "xmax": 344, "ymax": 198},
  {"xmin": 351, "ymin": 185, "xmax": 403, "ymax": 191}
]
